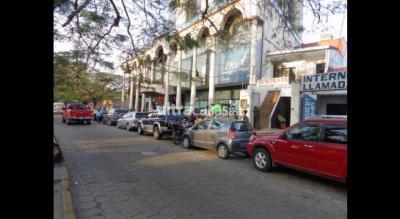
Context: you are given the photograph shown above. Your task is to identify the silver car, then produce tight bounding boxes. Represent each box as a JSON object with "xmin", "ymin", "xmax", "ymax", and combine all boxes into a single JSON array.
[
  {"xmin": 116, "ymin": 112, "xmax": 147, "ymax": 131},
  {"xmin": 181, "ymin": 119, "xmax": 254, "ymax": 159}
]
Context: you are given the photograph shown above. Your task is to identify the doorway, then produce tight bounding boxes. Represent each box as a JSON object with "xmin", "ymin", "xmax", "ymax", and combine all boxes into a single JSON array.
[{"xmin": 271, "ymin": 97, "xmax": 291, "ymax": 129}]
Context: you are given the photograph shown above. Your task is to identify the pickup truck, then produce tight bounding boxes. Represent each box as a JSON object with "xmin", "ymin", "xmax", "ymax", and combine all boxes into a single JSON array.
[
  {"xmin": 137, "ymin": 112, "xmax": 191, "ymax": 139},
  {"xmin": 62, "ymin": 103, "xmax": 93, "ymax": 125}
]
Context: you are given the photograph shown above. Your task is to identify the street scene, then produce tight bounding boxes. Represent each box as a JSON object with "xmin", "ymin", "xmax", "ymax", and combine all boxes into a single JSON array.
[
  {"xmin": 55, "ymin": 115, "xmax": 346, "ymax": 219},
  {"xmin": 54, "ymin": 0, "xmax": 347, "ymax": 218}
]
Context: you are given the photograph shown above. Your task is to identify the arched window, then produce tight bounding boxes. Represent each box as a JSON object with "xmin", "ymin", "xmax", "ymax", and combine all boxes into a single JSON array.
[
  {"xmin": 216, "ymin": 12, "xmax": 251, "ymax": 85},
  {"xmin": 154, "ymin": 46, "xmax": 166, "ymax": 83},
  {"xmin": 196, "ymin": 28, "xmax": 210, "ymax": 86}
]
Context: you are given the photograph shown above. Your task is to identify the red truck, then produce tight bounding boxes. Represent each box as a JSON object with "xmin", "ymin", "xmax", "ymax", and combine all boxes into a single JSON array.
[
  {"xmin": 247, "ymin": 117, "xmax": 347, "ymax": 182},
  {"xmin": 62, "ymin": 103, "xmax": 93, "ymax": 125}
]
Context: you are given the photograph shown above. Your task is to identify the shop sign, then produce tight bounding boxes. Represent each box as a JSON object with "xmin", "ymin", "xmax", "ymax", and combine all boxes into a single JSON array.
[
  {"xmin": 256, "ymin": 77, "xmax": 289, "ymax": 89},
  {"xmin": 301, "ymin": 93, "xmax": 317, "ymax": 120},
  {"xmin": 301, "ymin": 71, "xmax": 347, "ymax": 92}
]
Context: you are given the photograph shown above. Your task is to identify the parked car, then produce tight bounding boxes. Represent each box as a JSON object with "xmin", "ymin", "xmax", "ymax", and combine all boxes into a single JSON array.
[
  {"xmin": 94, "ymin": 107, "xmax": 107, "ymax": 122},
  {"xmin": 116, "ymin": 112, "xmax": 147, "ymax": 131},
  {"xmin": 137, "ymin": 112, "xmax": 191, "ymax": 139},
  {"xmin": 181, "ymin": 119, "xmax": 253, "ymax": 159},
  {"xmin": 102, "ymin": 109, "xmax": 128, "ymax": 126},
  {"xmin": 62, "ymin": 103, "xmax": 93, "ymax": 125},
  {"xmin": 53, "ymin": 102, "xmax": 64, "ymax": 115},
  {"xmin": 247, "ymin": 116, "xmax": 347, "ymax": 182}
]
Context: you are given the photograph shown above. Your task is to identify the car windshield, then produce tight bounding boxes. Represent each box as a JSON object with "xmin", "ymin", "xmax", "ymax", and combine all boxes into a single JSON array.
[
  {"xmin": 231, "ymin": 122, "xmax": 252, "ymax": 131},
  {"xmin": 69, "ymin": 104, "xmax": 87, "ymax": 110}
]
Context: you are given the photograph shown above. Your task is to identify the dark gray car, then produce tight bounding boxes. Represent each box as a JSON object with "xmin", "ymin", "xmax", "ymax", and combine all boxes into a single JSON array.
[{"xmin": 181, "ymin": 119, "xmax": 253, "ymax": 159}]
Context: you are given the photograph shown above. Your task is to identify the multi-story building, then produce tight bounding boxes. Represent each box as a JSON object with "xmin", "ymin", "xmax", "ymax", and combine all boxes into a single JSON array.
[
  {"xmin": 124, "ymin": 0, "xmax": 315, "ymax": 128},
  {"xmin": 253, "ymin": 36, "xmax": 347, "ymax": 129}
]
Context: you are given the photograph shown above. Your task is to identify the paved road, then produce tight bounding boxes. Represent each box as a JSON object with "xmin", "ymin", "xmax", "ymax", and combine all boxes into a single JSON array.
[{"xmin": 54, "ymin": 116, "xmax": 347, "ymax": 219}]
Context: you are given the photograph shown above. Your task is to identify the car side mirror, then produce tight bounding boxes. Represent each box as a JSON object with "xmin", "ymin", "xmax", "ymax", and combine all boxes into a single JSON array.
[{"xmin": 279, "ymin": 132, "xmax": 285, "ymax": 139}]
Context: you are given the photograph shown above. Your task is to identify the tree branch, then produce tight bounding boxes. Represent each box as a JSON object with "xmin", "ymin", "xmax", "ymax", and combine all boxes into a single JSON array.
[{"xmin": 62, "ymin": 0, "xmax": 92, "ymax": 27}]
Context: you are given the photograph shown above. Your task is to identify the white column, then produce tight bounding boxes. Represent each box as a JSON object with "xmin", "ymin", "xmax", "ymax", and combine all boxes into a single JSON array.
[
  {"xmin": 141, "ymin": 93, "xmax": 146, "ymax": 112},
  {"xmin": 129, "ymin": 71, "xmax": 134, "ymax": 111},
  {"xmin": 121, "ymin": 74, "xmax": 125, "ymax": 109},
  {"xmin": 135, "ymin": 78, "xmax": 140, "ymax": 111},
  {"xmin": 190, "ymin": 47, "xmax": 197, "ymax": 113},
  {"xmin": 290, "ymin": 82, "xmax": 301, "ymax": 125},
  {"xmin": 150, "ymin": 62, "xmax": 155, "ymax": 83},
  {"xmin": 164, "ymin": 55, "xmax": 171, "ymax": 111},
  {"xmin": 249, "ymin": 19, "xmax": 258, "ymax": 84},
  {"xmin": 208, "ymin": 36, "xmax": 216, "ymax": 107},
  {"xmin": 176, "ymin": 50, "xmax": 183, "ymax": 109},
  {"xmin": 148, "ymin": 96, "xmax": 153, "ymax": 112}
]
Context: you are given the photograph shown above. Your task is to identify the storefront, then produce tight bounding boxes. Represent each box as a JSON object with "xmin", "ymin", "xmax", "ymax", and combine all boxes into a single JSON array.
[{"xmin": 300, "ymin": 71, "xmax": 347, "ymax": 119}]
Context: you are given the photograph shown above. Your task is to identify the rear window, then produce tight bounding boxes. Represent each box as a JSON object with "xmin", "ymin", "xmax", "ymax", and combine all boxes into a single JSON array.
[
  {"xmin": 231, "ymin": 122, "xmax": 252, "ymax": 131},
  {"xmin": 68, "ymin": 104, "xmax": 87, "ymax": 110}
]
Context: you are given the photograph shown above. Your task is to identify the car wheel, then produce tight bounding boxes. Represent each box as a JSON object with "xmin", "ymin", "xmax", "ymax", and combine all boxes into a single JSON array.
[
  {"xmin": 87, "ymin": 120, "xmax": 91, "ymax": 125},
  {"xmin": 182, "ymin": 136, "xmax": 191, "ymax": 149},
  {"xmin": 179, "ymin": 117, "xmax": 190, "ymax": 129},
  {"xmin": 253, "ymin": 148, "xmax": 272, "ymax": 172},
  {"xmin": 126, "ymin": 124, "xmax": 131, "ymax": 131},
  {"xmin": 217, "ymin": 144, "xmax": 230, "ymax": 159},
  {"xmin": 138, "ymin": 125, "xmax": 144, "ymax": 135},
  {"xmin": 153, "ymin": 126, "xmax": 162, "ymax": 139}
]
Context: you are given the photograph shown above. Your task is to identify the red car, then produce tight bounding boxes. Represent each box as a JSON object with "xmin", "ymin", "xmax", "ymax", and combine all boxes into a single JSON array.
[
  {"xmin": 247, "ymin": 117, "xmax": 347, "ymax": 182},
  {"xmin": 62, "ymin": 103, "xmax": 93, "ymax": 125}
]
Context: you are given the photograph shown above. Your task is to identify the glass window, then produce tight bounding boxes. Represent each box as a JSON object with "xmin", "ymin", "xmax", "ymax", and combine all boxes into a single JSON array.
[
  {"xmin": 232, "ymin": 89, "xmax": 240, "ymax": 99},
  {"xmin": 195, "ymin": 120, "xmax": 210, "ymax": 130},
  {"xmin": 231, "ymin": 121, "xmax": 252, "ymax": 131},
  {"xmin": 285, "ymin": 123, "xmax": 321, "ymax": 141},
  {"xmin": 323, "ymin": 124, "xmax": 347, "ymax": 144},
  {"xmin": 211, "ymin": 120, "xmax": 225, "ymax": 130},
  {"xmin": 135, "ymin": 113, "xmax": 146, "ymax": 119}
]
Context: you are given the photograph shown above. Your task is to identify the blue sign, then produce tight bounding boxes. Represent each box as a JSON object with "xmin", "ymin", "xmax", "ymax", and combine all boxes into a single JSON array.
[{"xmin": 301, "ymin": 94, "xmax": 317, "ymax": 120}]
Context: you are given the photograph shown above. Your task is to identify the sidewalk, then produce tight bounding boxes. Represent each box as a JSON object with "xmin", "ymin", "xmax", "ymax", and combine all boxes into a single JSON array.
[{"xmin": 54, "ymin": 163, "xmax": 76, "ymax": 219}]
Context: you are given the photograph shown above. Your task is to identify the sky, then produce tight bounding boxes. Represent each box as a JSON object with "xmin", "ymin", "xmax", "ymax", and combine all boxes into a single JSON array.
[{"xmin": 54, "ymin": 0, "xmax": 347, "ymax": 73}]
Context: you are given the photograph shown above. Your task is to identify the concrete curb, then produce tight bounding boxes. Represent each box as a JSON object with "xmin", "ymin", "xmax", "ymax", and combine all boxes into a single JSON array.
[{"xmin": 62, "ymin": 164, "xmax": 76, "ymax": 219}]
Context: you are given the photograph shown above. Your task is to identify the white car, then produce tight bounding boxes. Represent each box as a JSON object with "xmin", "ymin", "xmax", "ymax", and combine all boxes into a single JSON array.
[
  {"xmin": 116, "ymin": 112, "xmax": 147, "ymax": 131},
  {"xmin": 53, "ymin": 102, "xmax": 64, "ymax": 115}
]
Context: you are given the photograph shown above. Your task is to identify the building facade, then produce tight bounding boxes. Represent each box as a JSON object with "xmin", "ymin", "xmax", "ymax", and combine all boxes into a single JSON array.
[{"xmin": 125, "ymin": 0, "xmax": 346, "ymax": 129}]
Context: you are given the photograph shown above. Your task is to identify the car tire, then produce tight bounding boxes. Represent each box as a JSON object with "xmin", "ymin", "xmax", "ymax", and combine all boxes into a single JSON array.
[
  {"xmin": 217, "ymin": 144, "xmax": 230, "ymax": 159},
  {"xmin": 179, "ymin": 117, "xmax": 190, "ymax": 129},
  {"xmin": 87, "ymin": 120, "xmax": 91, "ymax": 125},
  {"xmin": 126, "ymin": 124, "xmax": 131, "ymax": 131},
  {"xmin": 138, "ymin": 125, "xmax": 144, "ymax": 135},
  {"xmin": 252, "ymin": 148, "xmax": 272, "ymax": 172},
  {"xmin": 182, "ymin": 136, "xmax": 191, "ymax": 149},
  {"xmin": 66, "ymin": 118, "xmax": 71, "ymax": 125},
  {"xmin": 153, "ymin": 126, "xmax": 162, "ymax": 139}
]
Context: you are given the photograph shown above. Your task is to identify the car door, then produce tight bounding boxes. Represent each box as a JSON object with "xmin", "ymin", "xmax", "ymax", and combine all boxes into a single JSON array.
[
  {"xmin": 191, "ymin": 120, "xmax": 211, "ymax": 148},
  {"xmin": 314, "ymin": 122, "xmax": 347, "ymax": 179},
  {"xmin": 276, "ymin": 122, "xmax": 322, "ymax": 172},
  {"xmin": 143, "ymin": 113, "xmax": 154, "ymax": 131},
  {"xmin": 205, "ymin": 120, "xmax": 224, "ymax": 150}
]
